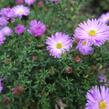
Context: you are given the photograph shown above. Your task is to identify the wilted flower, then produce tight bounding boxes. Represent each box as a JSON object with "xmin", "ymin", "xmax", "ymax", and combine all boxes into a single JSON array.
[
  {"xmin": 0, "ymin": 17, "xmax": 8, "ymax": 27},
  {"xmin": 46, "ymin": 32, "xmax": 72, "ymax": 58},
  {"xmin": 74, "ymin": 55, "xmax": 81, "ymax": 63},
  {"xmin": 50, "ymin": 0, "xmax": 60, "ymax": 4},
  {"xmin": 13, "ymin": 5, "xmax": 30, "ymax": 18},
  {"xmin": 74, "ymin": 19, "xmax": 109, "ymax": 46},
  {"xmin": 98, "ymin": 73, "xmax": 107, "ymax": 83},
  {"xmin": 76, "ymin": 39, "xmax": 94, "ymax": 55},
  {"xmin": 2, "ymin": 96, "xmax": 10, "ymax": 104},
  {"xmin": 65, "ymin": 66, "xmax": 73, "ymax": 74},
  {"xmin": 37, "ymin": 1, "xmax": 43, "ymax": 8},
  {"xmin": 99, "ymin": 12, "xmax": 109, "ymax": 24},
  {"xmin": 15, "ymin": 24, "xmax": 25, "ymax": 35},
  {"xmin": 25, "ymin": 0, "xmax": 35, "ymax": 5},
  {"xmin": 28, "ymin": 20, "xmax": 46, "ymax": 37},
  {"xmin": 11, "ymin": 85, "xmax": 24, "ymax": 96},
  {"xmin": 16, "ymin": 0, "xmax": 24, "ymax": 4},
  {"xmin": 1, "ymin": 26, "xmax": 13, "ymax": 36},
  {"xmin": 86, "ymin": 86, "xmax": 109, "ymax": 109}
]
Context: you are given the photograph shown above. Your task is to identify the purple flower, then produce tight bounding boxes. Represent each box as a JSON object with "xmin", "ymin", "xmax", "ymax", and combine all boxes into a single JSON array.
[
  {"xmin": 99, "ymin": 12, "xmax": 109, "ymax": 24},
  {"xmin": 0, "ymin": 17, "xmax": 8, "ymax": 28},
  {"xmin": 1, "ymin": 26, "xmax": 13, "ymax": 36},
  {"xmin": 0, "ymin": 31, "xmax": 5, "ymax": 45},
  {"xmin": 25, "ymin": 0, "xmax": 35, "ymax": 5},
  {"xmin": 74, "ymin": 19, "xmax": 109, "ymax": 46},
  {"xmin": 15, "ymin": 24, "xmax": 25, "ymax": 35},
  {"xmin": 0, "ymin": 79, "xmax": 3, "ymax": 93},
  {"xmin": 46, "ymin": 32, "xmax": 72, "ymax": 58},
  {"xmin": 76, "ymin": 39, "xmax": 94, "ymax": 55},
  {"xmin": 86, "ymin": 86, "xmax": 109, "ymax": 109},
  {"xmin": 98, "ymin": 73, "xmax": 107, "ymax": 83},
  {"xmin": 28, "ymin": 20, "xmax": 46, "ymax": 37},
  {"xmin": 13, "ymin": 5, "xmax": 30, "ymax": 18},
  {"xmin": 0, "ymin": 7, "xmax": 15, "ymax": 20}
]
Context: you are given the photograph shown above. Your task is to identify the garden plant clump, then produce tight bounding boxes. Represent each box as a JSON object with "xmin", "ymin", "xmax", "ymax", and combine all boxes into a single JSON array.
[{"xmin": 0, "ymin": 0, "xmax": 109, "ymax": 109}]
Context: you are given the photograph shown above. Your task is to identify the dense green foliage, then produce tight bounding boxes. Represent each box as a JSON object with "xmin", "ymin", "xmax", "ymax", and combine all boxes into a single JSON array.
[{"xmin": 0, "ymin": 0, "xmax": 109, "ymax": 109}]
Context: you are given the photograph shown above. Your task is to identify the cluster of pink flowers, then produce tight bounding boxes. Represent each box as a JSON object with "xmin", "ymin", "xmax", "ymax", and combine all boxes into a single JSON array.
[
  {"xmin": 74, "ymin": 16, "xmax": 109, "ymax": 55},
  {"xmin": 0, "ymin": 0, "xmax": 109, "ymax": 59}
]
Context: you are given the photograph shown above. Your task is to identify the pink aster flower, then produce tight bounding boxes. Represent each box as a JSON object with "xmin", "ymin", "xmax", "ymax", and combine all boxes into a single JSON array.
[
  {"xmin": 0, "ymin": 31, "xmax": 5, "ymax": 45},
  {"xmin": 13, "ymin": 5, "xmax": 30, "ymax": 18},
  {"xmin": 0, "ymin": 7, "xmax": 15, "ymax": 20},
  {"xmin": 76, "ymin": 39, "xmax": 94, "ymax": 55},
  {"xmin": 74, "ymin": 19, "xmax": 109, "ymax": 46},
  {"xmin": 99, "ymin": 12, "xmax": 109, "ymax": 24},
  {"xmin": 46, "ymin": 32, "xmax": 72, "ymax": 58},
  {"xmin": 86, "ymin": 86, "xmax": 109, "ymax": 109},
  {"xmin": 25, "ymin": 0, "xmax": 35, "ymax": 5},
  {"xmin": 15, "ymin": 24, "xmax": 25, "ymax": 35},
  {"xmin": 28, "ymin": 20, "xmax": 46, "ymax": 37},
  {"xmin": 0, "ymin": 17, "xmax": 8, "ymax": 27},
  {"xmin": 1, "ymin": 26, "xmax": 13, "ymax": 37}
]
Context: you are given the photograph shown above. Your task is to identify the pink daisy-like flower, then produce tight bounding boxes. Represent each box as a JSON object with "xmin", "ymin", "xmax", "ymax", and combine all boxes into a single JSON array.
[
  {"xmin": 86, "ymin": 86, "xmax": 109, "ymax": 109},
  {"xmin": 46, "ymin": 32, "xmax": 72, "ymax": 58},
  {"xmin": 15, "ymin": 24, "xmax": 25, "ymax": 35},
  {"xmin": 13, "ymin": 5, "xmax": 30, "ymax": 18},
  {"xmin": 0, "ymin": 31, "xmax": 5, "ymax": 45},
  {"xmin": 0, "ymin": 7, "xmax": 15, "ymax": 20},
  {"xmin": 99, "ymin": 12, "xmax": 109, "ymax": 24},
  {"xmin": 25, "ymin": 0, "xmax": 35, "ymax": 5},
  {"xmin": 1, "ymin": 26, "xmax": 13, "ymax": 37},
  {"xmin": 74, "ymin": 19, "xmax": 109, "ymax": 46},
  {"xmin": 76, "ymin": 39, "xmax": 94, "ymax": 55},
  {"xmin": 28, "ymin": 20, "xmax": 46, "ymax": 37}
]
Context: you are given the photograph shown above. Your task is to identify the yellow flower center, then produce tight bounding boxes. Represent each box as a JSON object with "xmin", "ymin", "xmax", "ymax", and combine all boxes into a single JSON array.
[
  {"xmin": 99, "ymin": 101, "xmax": 107, "ymax": 109},
  {"xmin": 17, "ymin": 9, "xmax": 24, "ymax": 14},
  {"xmin": 56, "ymin": 42, "xmax": 62, "ymax": 49},
  {"xmin": 88, "ymin": 30, "xmax": 96, "ymax": 36},
  {"xmin": 82, "ymin": 40, "xmax": 87, "ymax": 45}
]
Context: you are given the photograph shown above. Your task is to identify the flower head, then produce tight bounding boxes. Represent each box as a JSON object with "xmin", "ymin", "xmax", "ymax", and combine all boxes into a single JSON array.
[
  {"xmin": 86, "ymin": 86, "xmax": 109, "ymax": 109},
  {"xmin": 0, "ymin": 7, "xmax": 15, "ymax": 20},
  {"xmin": 46, "ymin": 32, "xmax": 72, "ymax": 58},
  {"xmin": 0, "ymin": 17, "xmax": 8, "ymax": 27},
  {"xmin": 13, "ymin": 5, "xmax": 30, "ymax": 18},
  {"xmin": 76, "ymin": 39, "xmax": 94, "ymax": 55},
  {"xmin": 74, "ymin": 19, "xmax": 109, "ymax": 46},
  {"xmin": 99, "ymin": 12, "xmax": 109, "ymax": 24},
  {"xmin": 25, "ymin": 0, "xmax": 35, "ymax": 5},
  {"xmin": 15, "ymin": 24, "xmax": 25, "ymax": 35},
  {"xmin": 1, "ymin": 26, "xmax": 13, "ymax": 36},
  {"xmin": 28, "ymin": 20, "xmax": 46, "ymax": 37}
]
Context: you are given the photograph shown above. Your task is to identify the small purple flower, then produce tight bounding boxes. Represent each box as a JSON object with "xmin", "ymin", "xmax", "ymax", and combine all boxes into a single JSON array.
[
  {"xmin": 25, "ymin": 0, "xmax": 35, "ymax": 5},
  {"xmin": 28, "ymin": 20, "xmax": 46, "ymax": 37},
  {"xmin": 74, "ymin": 19, "xmax": 109, "ymax": 46},
  {"xmin": 46, "ymin": 32, "xmax": 72, "ymax": 58},
  {"xmin": 99, "ymin": 12, "xmax": 109, "ymax": 24},
  {"xmin": 0, "ymin": 79, "xmax": 3, "ymax": 93},
  {"xmin": 0, "ymin": 7, "xmax": 15, "ymax": 20},
  {"xmin": 1, "ymin": 26, "xmax": 13, "ymax": 37},
  {"xmin": 13, "ymin": 5, "xmax": 30, "ymax": 18},
  {"xmin": 0, "ymin": 17, "xmax": 8, "ymax": 28},
  {"xmin": 76, "ymin": 40, "xmax": 94, "ymax": 55},
  {"xmin": 86, "ymin": 86, "xmax": 109, "ymax": 109},
  {"xmin": 98, "ymin": 73, "xmax": 107, "ymax": 83},
  {"xmin": 15, "ymin": 24, "xmax": 25, "ymax": 35},
  {"xmin": 0, "ymin": 31, "xmax": 5, "ymax": 45}
]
